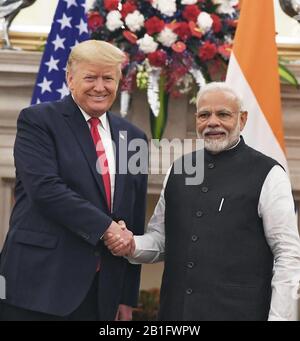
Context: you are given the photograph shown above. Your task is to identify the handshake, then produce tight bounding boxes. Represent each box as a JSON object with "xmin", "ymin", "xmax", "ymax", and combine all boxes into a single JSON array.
[{"xmin": 103, "ymin": 220, "xmax": 135, "ymax": 257}]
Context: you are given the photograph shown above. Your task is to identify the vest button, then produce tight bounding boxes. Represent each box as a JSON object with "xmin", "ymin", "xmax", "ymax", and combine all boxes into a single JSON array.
[
  {"xmin": 191, "ymin": 235, "xmax": 198, "ymax": 242},
  {"xmin": 186, "ymin": 288, "xmax": 193, "ymax": 295},
  {"xmin": 201, "ymin": 186, "xmax": 208, "ymax": 193},
  {"xmin": 196, "ymin": 210, "xmax": 203, "ymax": 217},
  {"xmin": 208, "ymin": 163, "xmax": 215, "ymax": 169},
  {"xmin": 187, "ymin": 262, "xmax": 194, "ymax": 269}
]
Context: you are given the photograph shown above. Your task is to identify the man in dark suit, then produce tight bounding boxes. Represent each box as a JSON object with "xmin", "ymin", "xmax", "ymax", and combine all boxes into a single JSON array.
[{"xmin": 0, "ymin": 40, "xmax": 148, "ymax": 321}]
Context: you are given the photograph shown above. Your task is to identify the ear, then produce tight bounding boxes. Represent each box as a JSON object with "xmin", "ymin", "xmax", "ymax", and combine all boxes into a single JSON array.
[{"xmin": 239, "ymin": 111, "xmax": 248, "ymax": 131}]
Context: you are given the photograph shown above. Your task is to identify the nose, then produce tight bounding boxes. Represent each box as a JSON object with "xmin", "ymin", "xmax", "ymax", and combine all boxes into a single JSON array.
[
  {"xmin": 94, "ymin": 77, "xmax": 105, "ymax": 92},
  {"xmin": 207, "ymin": 113, "xmax": 221, "ymax": 128}
]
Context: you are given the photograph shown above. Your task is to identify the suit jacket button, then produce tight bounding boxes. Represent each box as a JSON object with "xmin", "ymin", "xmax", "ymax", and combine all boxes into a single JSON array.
[
  {"xmin": 208, "ymin": 163, "xmax": 215, "ymax": 169},
  {"xmin": 201, "ymin": 186, "xmax": 208, "ymax": 193},
  {"xmin": 191, "ymin": 235, "xmax": 198, "ymax": 242},
  {"xmin": 187, "ymin": 262, "xmax": 194, "ymax": 269},
  {"xmin": 186, "ymin": 288, "xmax": 193, "ymax": 295},
  {"xmin": 196, "ymin": 210, "xmax": 203, "ymax": 217}
]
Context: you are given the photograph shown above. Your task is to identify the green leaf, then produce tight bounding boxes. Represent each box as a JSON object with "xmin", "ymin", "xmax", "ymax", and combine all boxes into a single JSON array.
[
  {"xmin": 150, "ymin": 75, "xmax": 169, "ymax": 140},
  {"xmin": 278, "ymin": 63, "xmax": 299, "ymax": 87}
]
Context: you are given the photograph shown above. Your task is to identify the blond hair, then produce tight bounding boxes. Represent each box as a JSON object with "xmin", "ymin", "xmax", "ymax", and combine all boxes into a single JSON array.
[{"xmin": 67, "ymin": 40, "xmax": 126, "ymax": 79}]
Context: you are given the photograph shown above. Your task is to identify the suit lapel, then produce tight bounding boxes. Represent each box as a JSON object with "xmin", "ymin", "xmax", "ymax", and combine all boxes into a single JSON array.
[
  {"xmin": 107, "ymin": 112, "xmax": 126, "ymax": 214},
  {"xmin": 62, "ymin": 96, "xmax": 108, "ymax": 210}
]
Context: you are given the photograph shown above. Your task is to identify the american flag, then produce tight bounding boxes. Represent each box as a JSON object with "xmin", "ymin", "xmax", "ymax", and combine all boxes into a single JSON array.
[{"xmin": 31, "ymin": 0, "xmax": 90, "ymax": 105}]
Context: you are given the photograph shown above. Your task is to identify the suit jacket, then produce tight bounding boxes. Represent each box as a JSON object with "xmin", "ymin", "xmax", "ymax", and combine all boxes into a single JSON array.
[{"xmin": 0, "ymin": 95, "xmax": 148, "ymax": 320}]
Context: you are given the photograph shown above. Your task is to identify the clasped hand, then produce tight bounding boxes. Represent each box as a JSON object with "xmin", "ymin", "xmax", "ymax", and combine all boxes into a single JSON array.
[{"xmin": 103, "ymin": 220, "xmax": 135, "ymax": 257}]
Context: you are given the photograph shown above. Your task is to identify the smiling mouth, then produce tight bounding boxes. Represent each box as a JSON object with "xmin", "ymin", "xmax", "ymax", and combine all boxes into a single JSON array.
[
  {"xmin": 89, "ymin": 95, "xmax": 107, "ymax": 101},
  {"xmin": 205, "ymin": 132, "xmax": 226, "ymax": 139}
]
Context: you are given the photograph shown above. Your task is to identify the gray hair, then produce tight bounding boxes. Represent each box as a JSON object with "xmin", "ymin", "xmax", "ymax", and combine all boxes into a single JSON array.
[{"xmin": 196, "ymin": 82, "xmax": 244, "ymax": 112}]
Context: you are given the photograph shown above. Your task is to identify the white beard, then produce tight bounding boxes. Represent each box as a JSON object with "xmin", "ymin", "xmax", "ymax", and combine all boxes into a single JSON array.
[{"xmin": 197, "ymin": 120, "xmax": 241, "ymax": 154}]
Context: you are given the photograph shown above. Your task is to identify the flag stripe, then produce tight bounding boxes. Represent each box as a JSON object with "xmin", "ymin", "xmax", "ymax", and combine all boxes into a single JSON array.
[
  {"xmin": 226, "ymin": 53, "xmax": 288, "ymax": 171},
  {"xmin": 231, "ymin": 0, "xmax": 285, "ymax": 151},
  {"xmin": 226, "ymin": 0, "xmax": 287, "ymax": 171}
]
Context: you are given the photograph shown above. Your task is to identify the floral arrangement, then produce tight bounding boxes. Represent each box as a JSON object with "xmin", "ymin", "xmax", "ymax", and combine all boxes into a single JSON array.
[{"xmin": 88, "ymin": 0, "xmax": 239, "ymax": 137}]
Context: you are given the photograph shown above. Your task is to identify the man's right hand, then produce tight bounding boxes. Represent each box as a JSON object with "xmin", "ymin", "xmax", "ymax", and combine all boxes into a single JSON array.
[{"xmin": 103, "ymin": 221, "xmax": 136, "ymax": 257}]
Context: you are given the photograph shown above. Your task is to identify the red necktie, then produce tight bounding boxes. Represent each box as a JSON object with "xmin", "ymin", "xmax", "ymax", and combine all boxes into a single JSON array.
[{"xmin": 89, "ymin": 117, "xmax": 111, "ymax": 212}]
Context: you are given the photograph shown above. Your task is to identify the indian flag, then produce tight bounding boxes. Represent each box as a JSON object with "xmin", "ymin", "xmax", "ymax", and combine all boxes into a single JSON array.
[{"xmin": 226, "ymin": 0, "xmax": 288, "ymax": 170}]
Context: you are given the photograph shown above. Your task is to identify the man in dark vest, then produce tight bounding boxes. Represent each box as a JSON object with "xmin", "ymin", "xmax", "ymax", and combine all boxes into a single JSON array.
[{"xmin": 105, "ymin": 82, "xmax": 300, "ymax": 321}]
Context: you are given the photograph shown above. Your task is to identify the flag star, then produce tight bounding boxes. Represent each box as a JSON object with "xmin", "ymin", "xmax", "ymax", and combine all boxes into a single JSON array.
[
  {"xmin": 76, "ymin": 19, "xmax": 88, "ymax": 35},
  {"xmin": 45, "ymin": 56, "xmax": 60, "ymax": 73},
  {"xmin": 63, "ymin": 0, "xmax": 78, "ymax": 9},
  {"xmin": 31, "ymin": 1, "xmax": 89, "ymax": 105},
  {"xmin": 52, "ymin": 34, "xmax": 66, "ymax": 51},
  {"xmin": 38, "ymin": 77, "xmax": 53, "ymax": 94},
  {"xmin": 57, "ymin": 13, "xmax": 72, "ymax": 30},
  {"xmin": 57, "ymin": 82, "xmax": 70, "ymax": 98}
]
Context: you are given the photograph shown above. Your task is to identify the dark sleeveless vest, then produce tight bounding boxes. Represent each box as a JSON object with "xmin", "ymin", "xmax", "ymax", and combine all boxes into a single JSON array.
[{"xmin": 159, "ymin": 137, "xmax": 279, "ymax": 321}]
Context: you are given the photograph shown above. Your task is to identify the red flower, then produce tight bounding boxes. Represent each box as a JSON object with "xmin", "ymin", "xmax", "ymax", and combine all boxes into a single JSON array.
[
  {"xmin": 148, "ymin": 50, "xmax": 168, "ymax": 67},
  {"xmin": 121, "ymin": 1, "xmax": 137, "ymax": 18},
  {"xmin": 104, "ymin": 0, "xmax": 119, "ymax": 11},
  {"xmin": 189, "ymin": 21, "xmax": 202, "ymax": 38},
  {"xmin": 218, "ymin": 44, "xmax": 232, "ymax": 58},
  {"xmin": 172, "ymin": 42, "xmax": 186, "ymax": 53},
  {"xmin": 123, "ymin": 30, "xmax": 138, "ymax": 44},
  {"xmin": 133, "ymin": 51, "xmax": 146, "ymax": 63},
  {"xmin": 182, "ymin": 5, "xmax": 201, "ymax": 22},
  {"xmin": 174, "ymin": 22, "xmax": 192, "ymax": 41},
  {"xmin": 226, "ymin": 19, "xmax": 238, "ymax": 28},
  {"xmin": 87, "ymin": 11, "xmax": 104, "ymax": 31},
  {"xmin": 198, "ymin": 42, "xmax": 218, "ymax": 61},
  {"xmin": 144, "ymin": 17, "xmax": 165, "ymax": 35},
  {"xmin": 211, "ymin": 14, "xmax": 222, "ymax": 33}
]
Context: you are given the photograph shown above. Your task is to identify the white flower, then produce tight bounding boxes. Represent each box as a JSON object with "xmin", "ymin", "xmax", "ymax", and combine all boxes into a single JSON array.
[
  {"xmin": 157, "ymin": 28, "xmax": 178, "ymax": 47},
  {"xmin": 224, "ymin": 34, "xmax": 233, "ymax": 44},
  {"xmin": 212, "ymin": 0, "xmax": 238, "ymax": 15},
  {"xmin": 181, "ymin": 0, "xmax": 198, "ymax": 4},
  {"xmin": 178, "ymin": 74, "xmax": 194, "ymax": 95},
  {"xmin": 197, "ymin": 12, "xmax": 213, "ymax": 33},
  {"xmin": 137, "ymin": 34, "xmax": 158, "ymax": 54},
  {"xmin": 152, "ymin": 0, "xmax": 177, "ymax": 17},
  {"xmin": 106, "ymin": 11, "xmax": 123, "ymax": 31},
  {"xmin": 125, "ymin": 10, "xmax": 145, "ymax": 32}
]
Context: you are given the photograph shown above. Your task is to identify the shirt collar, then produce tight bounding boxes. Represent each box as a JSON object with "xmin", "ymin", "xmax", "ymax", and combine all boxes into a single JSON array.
[
  {"xmin": 71, "ymin": 94, "xmax": 109, "ymax": 131},
  {"xmin": 75, "ymin": 103, "xmax": 109, "ymax": 132},
  {"xmin": 227, "ymin": 136, "xmax": 241, "ymax": 150}
]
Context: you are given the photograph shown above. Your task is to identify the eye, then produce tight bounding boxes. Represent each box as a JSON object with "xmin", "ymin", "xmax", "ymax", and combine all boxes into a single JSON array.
[
  {"xmin": 196, "ymin": 111, "xmax": 211, "ymax": 120},
  {"xmin": 217, "ymin": 111, "xmax": 232, "ymax": 119},
  {"xmin": 84, "ymin": 76, "xmax": 96, "ymax": 81},
  {"xmin": 103, "ymin": 76, "xmax": 114, "ymax": 81}
]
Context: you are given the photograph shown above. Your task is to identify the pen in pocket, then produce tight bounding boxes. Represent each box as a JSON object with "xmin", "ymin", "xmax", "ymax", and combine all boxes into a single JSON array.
[{"xmin": 218, "ymin": 198, "xmax": 225, "ymax": 212}]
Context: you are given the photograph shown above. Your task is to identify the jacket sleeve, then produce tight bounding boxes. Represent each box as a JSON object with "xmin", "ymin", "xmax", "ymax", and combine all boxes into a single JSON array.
[{"xmin": 14, "ymin": 108, "xmax": 112, "ymax": 246}]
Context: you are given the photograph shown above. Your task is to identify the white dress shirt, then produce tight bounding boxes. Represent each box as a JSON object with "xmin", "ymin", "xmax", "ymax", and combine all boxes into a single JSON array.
[
  {"xmin": 79, "ymin": 108, "xmax": 116, "ymax": 210},
  {"xmin": 130, "ymin": 151, "xmax": 300, "ymax": 321}
]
